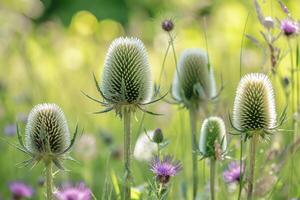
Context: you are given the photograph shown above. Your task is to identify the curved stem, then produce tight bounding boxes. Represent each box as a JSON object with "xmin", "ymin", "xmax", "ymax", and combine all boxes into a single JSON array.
[
  {"xmin": 247, "ymin": 134, "xmax": 258, "ymax": 200},
  {"xmin": 46, "ymin": 161, "xmax": 53, "ymax": 200},
  {"xmin": 210, "ymin": 158, "xmax": 216, "ymax": 200},
  {"xmin": 123, "ymin": 110, "xmax": 131, "ymax": 200},
  {"xmin": 189, "ymin": 109, "xmax": 198, "ymax": 200}
]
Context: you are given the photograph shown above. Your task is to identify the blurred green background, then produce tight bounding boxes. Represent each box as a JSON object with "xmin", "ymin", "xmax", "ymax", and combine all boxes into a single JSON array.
[{"xmin": 0, "ymin": 0, "xmax": 300, "ymax": 199}]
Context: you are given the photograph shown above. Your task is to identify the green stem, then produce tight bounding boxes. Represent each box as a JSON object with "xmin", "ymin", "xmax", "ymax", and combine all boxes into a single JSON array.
[
  {"xmin": 288, "ymin": 39, "xmax": 295, "ymax": 198},
  {"xmin": 123, "ymin": 110, "xmax": 131, "ymax": 200},
  {"xmin": 247, "ymin": 134, "xmax": 258, "ymax": 200},
  {"xmin": 158, "ymin": 43, "xmax": 170, "ymax": 85},
  {"xmin": 237, "ymin": 136, "xmax": 243, "ymax": 200},
  {"xmin": 46, "ymin": 161, "xmax": 53, "ymax": 200},
  {"xmin": 189, "ymin": 109, "xmax": 198, "ymax": 200},
  {"xmin": 210, "ymin": 158, "xmax": 216, "ymax": 200}
]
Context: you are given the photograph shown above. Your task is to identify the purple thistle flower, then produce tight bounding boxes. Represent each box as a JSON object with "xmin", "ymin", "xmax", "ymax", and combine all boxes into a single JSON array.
[
  {"xmin": 150, "ymin": 155, "xmax": 182, "ymax": 184},
  {"xmin": 54, "ymin": 182, "xmax": 92, "ymax": 200},
  {"xmin": 281, "ymin": 19, "xmax": 299, "ymax": 37},
  {"xmin": 9, "ymin": 181, "xmax": 34, "ymax": 199},
  {"xmin": 4, "ymin": 124, "xmax": 16, "ymax": 136},
  {"xmin": 223, "ymin": 162, "xmax": 245, "ymax": 184}
]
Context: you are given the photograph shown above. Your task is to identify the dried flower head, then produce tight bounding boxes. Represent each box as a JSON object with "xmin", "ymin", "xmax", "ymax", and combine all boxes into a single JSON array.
[
  {"xmin": 133, "ymin": 131, "xmax": 157, "ymax": 162},
  {"xmin": 161, "ymin": 19, "xmax": 174, "ymax": 32},
  {"xmin": 54, "ymin": 182, "xmax": 91, "ymax": 200},
  {"xmin": 199, "ymin": 116, "xmax": 227, "ymax": 159},
  {"xmin": 100, "ymin": 37, "xmax": 152, "ymax": 114},
  {"xmin": 150, "ymin": 155, "xmax": 182, "ymax": 185},
  {"xmin": 232, "ymin": 73, "xmax": 276, "ymax": 136},
  {"xmin": 223, "ymin": 161, "xmax": 245, "ymax": 183},
  {"xmin": 172, "ymin": 48, "xmax": 216, "ymax": 109},
  {"xmin": 9, "ymin": 181, "xmax": 34, "ymax": 199},
  {"xmin": 281, "ymin": 19, "xmax": 299, "ymax": 37},
  {"xmin": 25, "ymin": 103, "xmax": 70, "ymax": 155}
]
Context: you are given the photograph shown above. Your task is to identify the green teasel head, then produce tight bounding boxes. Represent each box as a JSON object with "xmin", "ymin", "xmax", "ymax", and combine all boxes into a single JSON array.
[
  {"xmin": 100, "ymin": 37, "xmax": 153, "ymax": 113},
  {"xmin": 199, "ymin": 116, "xmax": 227, "ymax": 159},
  {"xmin": 172, "ymin": 48, "xmax": 216, "ymax": 109},
  {"xmin": 25, "ymin": 103, "xmax": 70, "ymax": 154},
  {"xmin": 17, "ymin": 103, "xmax": 79, "ymax": 169},
  {"xmin": 232, "ymin": 73, "xmax": 276, "ymax": 135}
]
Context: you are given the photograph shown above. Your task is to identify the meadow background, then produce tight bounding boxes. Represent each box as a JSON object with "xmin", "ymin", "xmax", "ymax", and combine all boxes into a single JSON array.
[{"xmin": 0, "ymin": 0, "xmax": 300, "ymax": 199}]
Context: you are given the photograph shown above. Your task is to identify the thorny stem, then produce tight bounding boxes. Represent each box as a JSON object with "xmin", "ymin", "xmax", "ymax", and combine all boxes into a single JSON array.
[
  {"xmin": 210, "ymin": 158, "xmax": 216, "ymax": 200},
  {"xmin": 45, "ymin": 161, "xmax": 53, "ymax": 200},
  {"xmin": 247, "ymin": 134, "xmax": 258, "ymax": 200},
  {"xmin": 123, "ymin": 110, "xmax": 131, "ymax": 200},
  {"xmin": 189, "ymin": 109, "xmax": 198, "ymax": 200},
  {"xmin": 237, "ymin": 136, "xmax": 244, "ymax": 200}
]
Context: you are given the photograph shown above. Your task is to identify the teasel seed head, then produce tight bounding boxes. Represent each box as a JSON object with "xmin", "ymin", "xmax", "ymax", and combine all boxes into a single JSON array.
[
  {"xmin": 101, "ymin": 37, "xmax": 153, "ymax": 113},
  {"xmin": 232, "ymin": 73, "xmax": 276, "ymax": 134},
  {"xmin": 199, "ymin": 116, "xmax": 227, "ymax": 159},
  {"xmin": 25, "ymin": 103, "xmax": 70, "ymax": 155},
  {"xmin": 172, "ymin": 48, "xmax": 216, "ymax": 109}
]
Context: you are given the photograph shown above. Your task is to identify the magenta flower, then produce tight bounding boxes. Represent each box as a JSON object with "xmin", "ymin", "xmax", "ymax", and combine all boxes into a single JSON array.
[
  {"xmin": 223, "ymin": 161, "xmax": 245, "ymax": 183},
  {"xmin": 9, "ymin": 181, "xmax": 34, "ymax": 199},
  {"xmin": 54, "ymin": 182, "xmax": 91, "ymax": 200},
  {"xmin": 150, "ymin": 155, "xmax": 182, "ymax": 184},
  {"xmin": 281, "ymin": 19, "xmax": 299, "ymax": 36}
]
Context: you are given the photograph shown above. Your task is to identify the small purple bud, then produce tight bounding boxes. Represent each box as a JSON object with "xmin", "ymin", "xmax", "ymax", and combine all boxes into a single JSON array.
[
  {"xmin": 152, "ymin": 128, "xmax": 163, "ymax": 144},
  {"xmin": 281, "ymin": 19, "xmax": 299, "ymax": 37},
  {"xmin": 282, "ymin": 77, "xmax": 290, "ymax": 88},
  {"xmin": 161, "ymin": 19, "xmax": 174, "ymax": 32},
  {"xmin": 263, "ymin": 16, "xmax": 274, "ymax": 29},
  {"xmin": 278, "ymin": 0, "xmax": 290, "ymax": 14}
]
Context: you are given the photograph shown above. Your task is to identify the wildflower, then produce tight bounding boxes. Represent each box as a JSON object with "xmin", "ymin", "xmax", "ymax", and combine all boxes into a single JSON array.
[
  {"xmin": 150, "ymin": 155, "xmax": 182, "ymax": 184},
  {"xmin": 9, "ymin": 181, "xmax": 34, "ymax": 199},
  {"xmin": 54, "ymin": 182, "xmax": 91, "ymax": 200},
  {"xmin": 263, "ymin": 16, "xmax": 274, "ymax": 29},
  {"xmin": 4, "ymin": 124, "xmax": 16, "ymax": 136},
  {"xmin": 161, "ymin": 19, "xmax": 174, "ymax": 32},
  {"xmin": 199, "ymin": 116, "xmax": 227, "ymax": 159},
  {"xmin": 223, "ymin": 162, "xmax": 245, "ymax": 183},
  {"xmin": 172, "ymin": 48, "xmax": 216, "ymax": 109},
  {"xmin": 232, "ymin": 73, "xmax": 276, "ymax": 138},
  {"xmin": 100, "ymin": 37, "xmax": 153, "ymax": 115},
  {"xmin": 133, "ymin": 131, "xmax": 157, "ymax": 162},
  {"xmin": 152, "ymin": 128, "xmax": 164, "ymax": 144},
  {"xmin": 281, "ymin": 19, "xmax": 299, "ymax": 37}
]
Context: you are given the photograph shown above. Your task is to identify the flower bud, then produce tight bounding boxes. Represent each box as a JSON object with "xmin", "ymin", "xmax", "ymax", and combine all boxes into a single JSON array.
[{"xmin": 152, "ymin": 128, "xmax": 163, "ymax": 144}]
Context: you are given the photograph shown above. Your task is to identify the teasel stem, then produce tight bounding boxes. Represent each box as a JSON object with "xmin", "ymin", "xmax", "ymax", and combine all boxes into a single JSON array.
[
  {"xmin": 237, "ymin": 136, "xmax": 244, "ymax": 200},
  {"xmin": 189, "ymin": 109, "xmax": 198, "ymax": 200},
  {"xmin": 210, "ymin": 158, "xmax": 216, "ymax": 200},
  {"xmin": 247, "ymin": 133, "xmax": 258, "ymax": 200},
  {"xmin": 45, "ymin": 160, "xmax": 53, "ymax": 200},
  {"xmin": 158, "ymin": 41, "xmax": 170, "ymax": 85},
  {"xmin": 123, "ymin": 109, "xmax": 131, "ymax": 200}
]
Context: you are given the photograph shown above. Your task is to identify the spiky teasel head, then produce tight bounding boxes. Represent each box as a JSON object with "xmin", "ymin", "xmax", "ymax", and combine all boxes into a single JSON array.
[
  {"xmin": 99, "ymin": 37, "xmax": 153, "ymax": 115},
  {"xmin": 232, "ymin": 73, "xmax": 277, "ymax": 139},
  {"xmin": 199, "ymin": 116, "xmax": 227, "ymax": 159},
  {"xmin": 172, "ymin": 48, "xmax": 217, "ymax": 109},
  {"xmin": 17, "ymin": 103, "xmax": 79, "ymax": 169}
]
